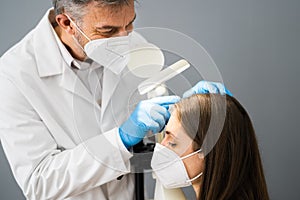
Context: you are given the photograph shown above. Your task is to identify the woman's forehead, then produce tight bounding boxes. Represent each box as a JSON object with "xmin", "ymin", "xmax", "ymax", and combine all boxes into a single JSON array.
[{"xmin": 166, "ymin": 111, "xmax": 191, "ymax": 141}]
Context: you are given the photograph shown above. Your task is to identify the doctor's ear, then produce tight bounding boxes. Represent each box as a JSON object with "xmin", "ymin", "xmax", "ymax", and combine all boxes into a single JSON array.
[{"xmin": 55, "ymin": 14, "xmax": 75, "ymax": 35}]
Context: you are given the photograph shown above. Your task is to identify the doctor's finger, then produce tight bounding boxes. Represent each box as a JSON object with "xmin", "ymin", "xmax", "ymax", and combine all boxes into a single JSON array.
[
  {"xmin": 182, "ymin": 88, "xmax": 196, "ymax": 98},
  {"xmin": 148, "ymin": 95, "xmax": 181, "ymax": 106},
  {"xmin": 208, "ymin": 82, "xmax": 221, "ymax": 93},
  {"xmin": 151, "ymin": 105, "xmax": 170, "ymax": 121},
  {"xmin": 148, "ymin": 120, "xmax": 163, "ymax": 134},
  {"xmin": 151, "ymin": 111, "xmax": 167, "ymax": 129}
]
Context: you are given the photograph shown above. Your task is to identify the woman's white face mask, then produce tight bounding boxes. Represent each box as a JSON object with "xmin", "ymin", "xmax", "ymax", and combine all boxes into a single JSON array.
[
  {"xmin": 151, "ymin": 143, "xmax": 203, "ymax": 189},
  {"xmin": 66, "ymin": 14, "xmax": 133, "ymax": 74}
]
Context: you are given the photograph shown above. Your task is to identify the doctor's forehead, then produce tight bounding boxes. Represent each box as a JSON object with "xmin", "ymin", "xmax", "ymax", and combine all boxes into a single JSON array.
[{"xmin": 81, "ymin": 1, "xmax": 135, "ymax": 25}]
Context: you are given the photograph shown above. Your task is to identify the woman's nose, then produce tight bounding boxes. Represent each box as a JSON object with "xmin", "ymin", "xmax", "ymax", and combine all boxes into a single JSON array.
[{"xmin": 160, "ymin": 138, "xmax": 168, "ymax": 146}]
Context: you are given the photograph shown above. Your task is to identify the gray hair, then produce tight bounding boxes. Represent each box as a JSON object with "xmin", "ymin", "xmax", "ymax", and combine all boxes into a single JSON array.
[{"xmin": 52, "ymin": 0, "xmax": 131, "ymax": 21}]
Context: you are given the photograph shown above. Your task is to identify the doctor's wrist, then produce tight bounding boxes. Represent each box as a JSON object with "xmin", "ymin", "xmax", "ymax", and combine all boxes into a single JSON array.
[{"xmin": 118, "ymin": 128, "xmax": 131, "ymax": 149}]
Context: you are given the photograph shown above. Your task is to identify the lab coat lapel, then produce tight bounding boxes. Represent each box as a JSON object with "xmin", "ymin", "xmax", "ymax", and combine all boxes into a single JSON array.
[
  {"xmin": 101, "ymin": 69, "xmax": 122, "ymax": 120},
  {"xmin": 60, "ymin": 64, "xmax": 97, "ymax": 107},
  {"xmin": 33, "ymin": 9, "xmax": 64, "ymax": 78}
]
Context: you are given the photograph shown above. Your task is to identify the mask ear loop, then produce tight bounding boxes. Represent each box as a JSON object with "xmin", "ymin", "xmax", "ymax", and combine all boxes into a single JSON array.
[
  {"xmin": 65, "ymin": 14, "xmax": 91, "ymax": 42},
  {"xmin": 188, "ymin": 172, "xmax": 203, "ymax": 183},
  {"xmin": 181, "ymin": 149, "xmax": 204, "ymax": 183},
  {"xmin": 64, "ymin": 14, "xmax": 91, "ymax": 56},
  {"xmin": 180, "ymin": 148, "xmax": 202, "ymax": 160}
]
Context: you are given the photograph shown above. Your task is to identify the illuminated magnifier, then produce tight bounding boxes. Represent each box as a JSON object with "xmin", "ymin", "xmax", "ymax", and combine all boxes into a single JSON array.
[{"xmin": 138, "ymin": 59, "xmax": 190, "ymax": 96}]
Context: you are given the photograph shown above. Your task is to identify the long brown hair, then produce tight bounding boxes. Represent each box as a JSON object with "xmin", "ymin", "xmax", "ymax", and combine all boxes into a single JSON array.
[{"xmin": 175, "ymin": 94, "xmax": 269, "ymax": 200}]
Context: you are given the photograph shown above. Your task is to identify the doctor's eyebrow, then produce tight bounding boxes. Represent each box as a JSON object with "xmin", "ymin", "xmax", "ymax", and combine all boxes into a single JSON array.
[{"xmin": 96, "ymin": 14, "xmax": 136, "ymax": 30}]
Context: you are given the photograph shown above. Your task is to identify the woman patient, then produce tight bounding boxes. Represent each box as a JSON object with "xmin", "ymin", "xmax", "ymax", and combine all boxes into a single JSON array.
[{"xmin": 151, "ymin": 94, "xmax": 269, "ymax": 200}]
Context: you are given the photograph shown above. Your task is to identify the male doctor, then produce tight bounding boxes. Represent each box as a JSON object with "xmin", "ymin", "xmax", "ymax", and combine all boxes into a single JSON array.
[{"xmin": 0, "ymin": 0, "xmax": 231, "ymax": 199}]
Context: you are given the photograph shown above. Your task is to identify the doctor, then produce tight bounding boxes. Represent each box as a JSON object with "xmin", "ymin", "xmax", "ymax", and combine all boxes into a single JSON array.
[{"xmin": 0, "ymin": 0, "xmax": 231, "ymax": 199}]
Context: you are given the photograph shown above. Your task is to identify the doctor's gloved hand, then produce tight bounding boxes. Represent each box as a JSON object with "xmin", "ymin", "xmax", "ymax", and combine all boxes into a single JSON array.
[
  {"xmin": 119, "ymin": 96, "xmax": 181, "ymax": 148},
  {"xmin": 183, "ymin": 80, "xmax": 233, "ymax": 98}
]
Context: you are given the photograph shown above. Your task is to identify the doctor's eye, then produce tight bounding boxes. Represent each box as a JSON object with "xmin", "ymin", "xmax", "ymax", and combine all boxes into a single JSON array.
[{"xmin": 97, "ymin": 28, "xmax": 118, "ymax": 37}]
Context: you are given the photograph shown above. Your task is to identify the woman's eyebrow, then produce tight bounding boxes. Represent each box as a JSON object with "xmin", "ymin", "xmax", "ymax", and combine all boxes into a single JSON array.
[{"xmin": 165, "ymin": 130, "xmax": 179, "ymax": 139}]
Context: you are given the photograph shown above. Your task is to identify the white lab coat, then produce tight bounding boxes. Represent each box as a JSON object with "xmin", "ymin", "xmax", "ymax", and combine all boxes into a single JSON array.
[{"xmin": 0, "ymin": 9, "xmax": 146, "ymax": 200}]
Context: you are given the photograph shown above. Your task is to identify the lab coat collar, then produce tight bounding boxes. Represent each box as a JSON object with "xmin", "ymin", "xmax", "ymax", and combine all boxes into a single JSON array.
[
  {"xmin": 33, "ymin": 8, "xmax": 65, "ymax": 78},
  {"xmin": 101, "ymin": 69, "xmax": 122, "ymax": 119}
]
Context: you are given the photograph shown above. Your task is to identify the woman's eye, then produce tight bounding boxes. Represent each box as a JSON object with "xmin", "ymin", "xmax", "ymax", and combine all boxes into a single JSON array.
[{"xmin": 168, "ymin": 142, "xmax": 177, "ymax": 147}]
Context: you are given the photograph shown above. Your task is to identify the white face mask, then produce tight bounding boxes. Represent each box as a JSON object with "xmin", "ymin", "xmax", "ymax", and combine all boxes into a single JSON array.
[
  {"xmin": 151, "ymin": 143, "xmax": 203, "ymax": 189},
  {"xmin": 67, "ymin": 15, "xmax": 132, "ymax": 74}
]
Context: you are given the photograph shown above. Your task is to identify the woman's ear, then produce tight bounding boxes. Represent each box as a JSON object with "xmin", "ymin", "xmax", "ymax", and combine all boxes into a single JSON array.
[
  {"xmin": 183, "ymin": 150, "xmax": 205, "ymax": 180},
  {"xmin": 55, "ymin": 14, "xmax": 75, "ymax": 35},
  {"xmin": 198, "ymin": 152, "xmax": 205, "ymax": 171}
]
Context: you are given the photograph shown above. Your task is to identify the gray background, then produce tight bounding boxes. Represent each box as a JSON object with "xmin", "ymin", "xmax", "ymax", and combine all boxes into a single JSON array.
[{"xmin": 1, "ymin": 0, "xmax": 299, "ymax": 199}]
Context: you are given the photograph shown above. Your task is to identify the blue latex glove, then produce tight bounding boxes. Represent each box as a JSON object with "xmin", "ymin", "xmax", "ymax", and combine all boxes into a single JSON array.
[
  {"xmin": 183, "ymin": 80, "xmax": 233, "ymax": 98},
  {"xmin": 119, "ymin": 96, "xmax": 180, "ymax": 148}
]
